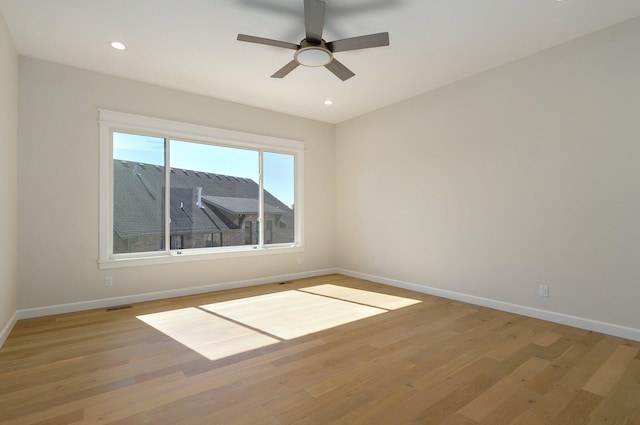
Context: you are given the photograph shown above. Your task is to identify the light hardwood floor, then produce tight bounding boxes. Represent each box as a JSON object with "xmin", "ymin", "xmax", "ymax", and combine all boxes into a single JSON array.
[{"xmin": 1, "ymin": 274, "xmax": 639, "ymax": 424}]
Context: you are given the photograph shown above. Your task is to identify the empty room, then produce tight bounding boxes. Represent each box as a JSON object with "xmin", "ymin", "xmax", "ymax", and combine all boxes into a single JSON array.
[{"xmin": 1, "ymin": 1, "xmax": 639, "ymax": 424}]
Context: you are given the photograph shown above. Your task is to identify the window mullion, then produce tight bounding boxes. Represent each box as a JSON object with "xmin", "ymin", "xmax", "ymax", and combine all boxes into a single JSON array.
[
  {"xmin": 258, "ymin": 150, "xmax": 264, "ymax": 247},
  {"xmin": 164, "ymin": 137, "xmax": 171, "ymax": 253}
]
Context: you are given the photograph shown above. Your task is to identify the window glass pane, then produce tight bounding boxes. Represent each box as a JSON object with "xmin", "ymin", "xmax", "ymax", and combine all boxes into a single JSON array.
[
  {"xmin": 170, "ymin": 235, "xmax": 183, "ymax": 250},
  {"xmin": 113, "ymin": 132, "xmax": 166, "ymax": 254},
  {"xmin": 204, "ymin": 233, "xmax": 222, "ymax": 247},
  {"xmin": 263, "ymin": 152, "xmax": 295, "ymax": 244},
  {"xmin": 169, "ymin": 140, "xmax": 259, "ymax": 249},
  {"xmin": 245, "ymin": 221, "xmax": 253, "ymax": 245}
]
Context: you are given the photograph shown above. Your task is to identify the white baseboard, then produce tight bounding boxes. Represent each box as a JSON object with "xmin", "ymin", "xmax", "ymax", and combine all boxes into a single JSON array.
[
  {"xmin": 12, "ymin": 268, "xmax": 640, "ymax": 343},
  {"xmin": 16, "ymin": 268, "xmax": 336, "ymax": 320},
  {"xmin": 0, "ymin": 311, "xmax": 18, "ymax": 348},
  {"xmin": 336, "ymin": 268, "xmax": 640, "ymax": 342}
]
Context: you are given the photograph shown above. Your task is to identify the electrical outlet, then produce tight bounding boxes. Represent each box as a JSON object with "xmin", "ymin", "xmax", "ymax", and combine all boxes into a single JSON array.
[
  {"xmin": 373, "ymin": 259, "xmax": 380, "ymax": 268},
  {"xmin": 539, "ymin": 285, "xmax": 549, "ymax": 297},
  {"xmin": 297, "ymin": 256, "xmax": 303, "ymax": 265},
  {"xmin": 104, "ymin": 276, "xmax": 113, "ymax": 287}
]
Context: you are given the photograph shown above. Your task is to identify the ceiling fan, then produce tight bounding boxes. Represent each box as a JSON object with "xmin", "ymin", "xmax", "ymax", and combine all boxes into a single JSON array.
[{"xmin": 237, "ymin": 0, "xmax": 390, "ymax": 81}]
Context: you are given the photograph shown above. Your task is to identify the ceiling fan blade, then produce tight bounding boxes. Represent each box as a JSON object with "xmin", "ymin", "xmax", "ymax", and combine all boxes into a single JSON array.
[
  {"xmin": 325, "ymin": 59, "xmax": 355, "ymax": 81},
  {"xmin": 237, "ymin": 34, "xmax": 299, "ymax": 50},
  {"xmin": 304, "ymin": 0, "xmax": 325, "ymax": 43},
  {"xmin": 327, "ymin": 32, "xmax": 389, "ymax": 53},
  {"xmin": 271, "ymin": 60, "xmax": 300, "ymax": 78}
]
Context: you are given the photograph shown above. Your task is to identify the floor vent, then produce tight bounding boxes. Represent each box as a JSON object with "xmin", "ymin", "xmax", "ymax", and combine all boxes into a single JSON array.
[{"xmin": 106, "ymin": 305, "xmax": 132, "ymax": 312}]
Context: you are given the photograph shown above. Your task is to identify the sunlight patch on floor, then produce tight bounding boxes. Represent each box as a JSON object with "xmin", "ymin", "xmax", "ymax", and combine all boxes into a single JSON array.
[
  {"xmin": 299, "ymin": 284, "xmax": 421, "ymax": 310},
  {"xmin": 137, "ymin": 284, "xmax": 422, "ymax": 361},
  {"xmin": 137, "ymin": 307, "xmax": 279, "ymax": 361},
  {"xmin": 200, "ymin": 290, "xmax": 386, "ymax": 340}
]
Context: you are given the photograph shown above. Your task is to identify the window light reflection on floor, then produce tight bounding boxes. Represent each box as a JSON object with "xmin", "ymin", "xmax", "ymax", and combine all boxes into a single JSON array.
[
  {"xmin": 201, "ymin": 290, "xmax": 385, "ymax": 340},
  {"xmin": 137, "ymin": 307, "xmax": 279, "ymax": 361},
  {"xmin": 137, "ymin": 284, "xmax": 421, "ymax": 361},
  {"xmin": 299, "ymin": 284, "xmax": 422, "ymax": 310}
]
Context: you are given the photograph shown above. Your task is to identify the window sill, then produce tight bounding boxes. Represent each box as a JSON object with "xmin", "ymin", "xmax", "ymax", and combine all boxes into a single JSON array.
[{"xmin": 98, "ymin": 244, "xmax": 304, "ymax": 269}]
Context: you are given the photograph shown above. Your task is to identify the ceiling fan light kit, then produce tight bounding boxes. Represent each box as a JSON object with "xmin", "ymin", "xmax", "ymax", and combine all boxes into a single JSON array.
[
  {"xmin": 295, "ymin": 42, "xmax": 333, "ymax": 67},
  {"xmin": 237, "ymin": 0, "xmax": 389, "ymax": 81}
]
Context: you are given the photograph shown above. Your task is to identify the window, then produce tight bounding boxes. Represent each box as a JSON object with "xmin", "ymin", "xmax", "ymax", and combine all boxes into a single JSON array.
[
  {"xmin": 99, "ymin": 110, "xmax": 304, "ymax": 268},
  {"xmin": 266, "ymin": 220, "xmax": 273, "ymax": 244},
  {"xmin": 245, "ymin": 221, "xmax": 254, "ymax": 245},
  {"xmin": 204, "ymin": 233, "xmax": 222, "ymax": 248},
  {"xmin": 170, "ymin": 235, "xmax": 183, "ymax": 250}
]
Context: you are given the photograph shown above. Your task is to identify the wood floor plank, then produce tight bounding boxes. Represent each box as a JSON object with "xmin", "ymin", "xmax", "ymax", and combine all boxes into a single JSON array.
[
  {"xmin": 1, "ymin": 274, "xmax": 638, "ymax": 425},
  {"xmin": 524, "ymin": 333, "xmax": 600, "ymax": 395},
  {"xmin": 587, "ymin": 358, "xmax": 640, "ymax": 425},
  {"xmin": 583, "ymin": 344, "xmax": 639, "ymax": 396},
  {"xmin": 413, "ymin": 366, "xmax": 500, "ymax": 424},
  {"xmin": 553, "ymin": 389, "xmax": 602, "ymax": 425},
  {"xmin": 476, "ymin": 387, "xmax": 541, "ymax": 425},
  {"xmin": 502, "ymin": 332, "xmax": 613, "ymax": 424},
  {"xmin": 457, "ymin": 357, "xmax": 550, "ymax": 421},
  {"xmin": 441, "ymin": 414, "xmax": 479, "ymax": 425},
  {"xmin": 531, "ymin": 330, "xmax": 563, "ymax": 347}
]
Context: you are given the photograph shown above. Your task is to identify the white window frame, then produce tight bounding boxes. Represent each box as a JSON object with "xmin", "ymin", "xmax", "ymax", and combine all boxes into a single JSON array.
[{"xmin": 98, "ymin": 110, "xmax": 304, "ymax": 269}]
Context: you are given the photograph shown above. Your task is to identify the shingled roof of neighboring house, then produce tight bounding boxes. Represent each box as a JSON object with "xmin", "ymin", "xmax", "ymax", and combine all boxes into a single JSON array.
[
  {"xmin": 113, "ymin": 160, "xmax": 293, "ymax": 239},
  {"xmin": 201, "ymin": 196, "xmax": 288, "ymax": 215}
]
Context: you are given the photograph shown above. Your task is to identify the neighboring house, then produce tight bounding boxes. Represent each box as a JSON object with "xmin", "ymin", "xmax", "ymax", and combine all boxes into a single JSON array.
[{"xmin": 113, "ymin": 160, "xmax": 294, "ymax": 253}]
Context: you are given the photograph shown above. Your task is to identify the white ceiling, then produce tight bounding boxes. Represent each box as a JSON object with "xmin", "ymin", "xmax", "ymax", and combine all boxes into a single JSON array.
[{"xmin": 1, "ymin": 0, "xmax": 639, "ymax": 124}]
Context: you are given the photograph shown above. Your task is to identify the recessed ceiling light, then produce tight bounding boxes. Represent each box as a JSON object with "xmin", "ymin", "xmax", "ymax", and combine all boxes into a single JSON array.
[
  {"xmin": 324, "ymin": 100, "xmax": 333, "ymax": 106},
  {"xmin": 110, "ymin": 41, "xmax": 126, "ymax": 50}
]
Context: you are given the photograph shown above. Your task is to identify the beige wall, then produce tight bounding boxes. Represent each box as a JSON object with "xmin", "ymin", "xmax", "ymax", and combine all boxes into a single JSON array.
[
  {"xmin": 17, "ymin": 57, "xmax": 335, "ymax": 310},
  {"xmin": 336, "ymin": 18, "xmax": 640, "ymax": 330},
  {"xmin": 0, "ymin": 11, "xmax": 18, "ymax": 339}
]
